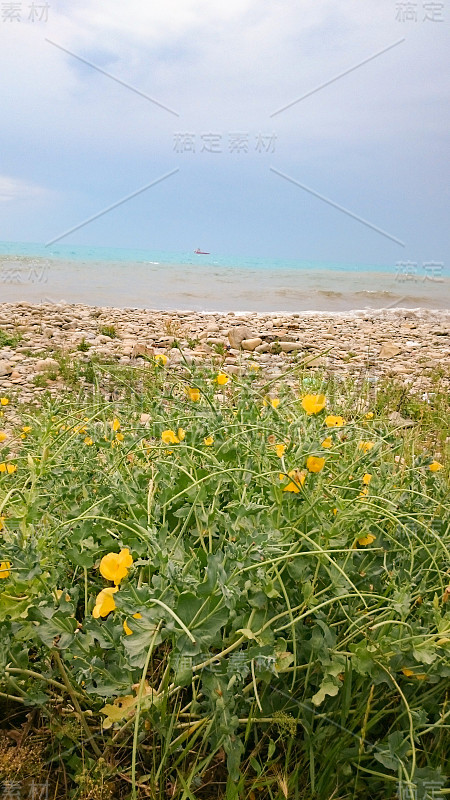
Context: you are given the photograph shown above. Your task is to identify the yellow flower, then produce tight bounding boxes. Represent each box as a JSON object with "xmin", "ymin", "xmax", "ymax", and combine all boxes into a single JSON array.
[
  {"xmin": 0, "ymin": 398, "xmax": 9, "ymax": 406},
  {"xmin": 84, "ymin": 436, "xmax": 94, "ymax": 445},
  {"xmin": 20, "ymin": 426, "xmax": 32, "ymax": 439},
  {"xmin": 301, "ymin": 394, "xmax": 326, "ymax": 415},
  {"xmin": 0, "ymin": 516, "xmax": 5, "ymax": 531},
  {"xmin": 401, "ymin": 668, "xmax": 427, "ymax": 680},
  {"xmin": 325, "ymin": 415, "xmax": 345, "ymax": 427},
  {"xmin": 0, "ymin": 463, "xmax": 17, "ymax": 474},
  {"xmin": 275, "ymin": 443, "xmax": 286, "ymax": 458},
  {"xmin": 123, "ymin": 612, "xmax": 142, "ymax": 636},
  {"xmin": 161, "ymin": 429, "xmax": 180, "ymax": 444},
  {"xmin": 365, "ymin": 412, "xmax": 374, "ymax": 420},
  {"xmin": 93, "ymin": 587, "xmax": 118, "ymax": 618},
  {"xmin": 429, "ymin": 461, "xmax": 443, "ymax": 472},
  {"xmin": 357, "ymin": 533, "xmax": 376, "ymax": 546},
  {"xmin": 204, "ymin": 436, "xmax": 214, "ymax": 446},
  {"xmin": 358, "ymin": 441, "xmax": 375, "ymax": 454},
  {"xmin": 187, "ymin": 387, "xmax": 200, "ymax": 402},
  {"xmin": 216, "ymin": 372, "xmax": 229, "ymax": 385},
  {"xmin": 321, "ymin": 437, "xmax": 332, "ymax": 449},
  {"xmin": 362, "ymin": 473, "xmax": 372, "ymax": 485},
  {"xmin": 115, "ymin": 432, "xmax": 124, "ymax": 442},
  {"xmin": 0, "ymin": 561, "xmax": 11, "ymax": 579},
  {"xmin": 281, "ymin": 469, "xmax": 306, "ymax": 493},
  {"xmin": 177, "ymin": 428, "xmax": 186, "ymax": 441},
  {"xmin": 263, "ymin": 396, "xmax": 280, "ymax": 409},
  {"xmin": 154, "ymin": 354, "xmax": 168, "ymax": 366},
  {"xmin": 112, "ymin": 418, "xmax": 121, "ymax": 432},
  {"xmin": 99, "ymin": 548, "xmax": 133, "ymax": 585},
  {"xmin": 358, "ymin": 487, "xmax": 369, "ymax": 498},
  {"xmin": 306, "ymin": 456, "xmax": 325, "ymax": 473},
  {"xmin": 0, "ymin": 432, "xmax": 7, "ymax": 442}
]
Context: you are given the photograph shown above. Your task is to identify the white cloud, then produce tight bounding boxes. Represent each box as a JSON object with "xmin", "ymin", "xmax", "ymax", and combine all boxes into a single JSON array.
[{"xmin": 0, "ymin": 175, "xmax": 47, "ymax": 203}]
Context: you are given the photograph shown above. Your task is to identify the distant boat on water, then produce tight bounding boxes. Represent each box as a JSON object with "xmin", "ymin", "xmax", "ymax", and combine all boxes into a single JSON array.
[{"xmin": 194, "ymin": 247, "xmax": 210, "ymax": 254}]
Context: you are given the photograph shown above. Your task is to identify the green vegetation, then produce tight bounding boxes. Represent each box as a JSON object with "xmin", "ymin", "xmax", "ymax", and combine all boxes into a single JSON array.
[
  {"xmin": 0, "ymin": 328, "xmax": 22, "ymax": 348},
  {"xmin": 99, "ymin": 325, "xmax": 117, "ymax": 339},
  {"xmin": 0, "ymin": 361, "xmax": 448, "ymax": 799},
  {"xmin": 77, "ymin": 337, "xmax": 92, "ymax": 352}
]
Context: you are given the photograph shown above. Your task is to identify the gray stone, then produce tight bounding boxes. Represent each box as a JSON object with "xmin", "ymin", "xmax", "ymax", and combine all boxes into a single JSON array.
[
  {"xmin": 228, "ymin": 326, "xmax": 255, "ymax": 349},
  {"xmin": 35, "ymin": 358, "xmax": 59, "ymax": 373},
  {"xmin": 279, "ymin": 341, "xmax": 303, "ymax": 352},
  {"xmin": 0, "ymin": 361, "xmax": 13, "ymax": 377},
  {"xmin": 241, "ymin": 338, "xmax": 263, "ymax": 351}
]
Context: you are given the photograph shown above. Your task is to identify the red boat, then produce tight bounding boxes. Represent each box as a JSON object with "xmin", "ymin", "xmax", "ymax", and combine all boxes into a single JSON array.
[{"xmin": 194, "ymin": 248, "xmax": 210, "ymax": 254}]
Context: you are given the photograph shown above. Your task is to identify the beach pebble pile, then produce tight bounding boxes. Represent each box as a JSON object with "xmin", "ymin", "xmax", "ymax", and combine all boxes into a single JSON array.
[{"xmin": 0, "ymin": 302, "xmax": 449, "ymax": 402}]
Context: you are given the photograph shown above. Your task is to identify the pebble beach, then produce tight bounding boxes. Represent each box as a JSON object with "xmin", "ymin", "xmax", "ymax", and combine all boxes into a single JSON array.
[{"xmin": 0, "ymin": 302, "xmax": 449, "ymax": 402}]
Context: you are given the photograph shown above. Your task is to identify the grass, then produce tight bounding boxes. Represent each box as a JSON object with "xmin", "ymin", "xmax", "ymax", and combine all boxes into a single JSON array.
[
  {"xmin": 0, "ymin": 328, "xmax": 22, "ymax": 348},
  {"xmin": 0, "ymin": 357, "xmax": 448, "ymax": 800}
]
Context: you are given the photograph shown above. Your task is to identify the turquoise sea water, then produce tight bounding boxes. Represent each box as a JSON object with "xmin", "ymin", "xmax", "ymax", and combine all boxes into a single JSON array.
[{"xmin": 0, "ymin": 241, "xmax": 448, "ymax": 312}]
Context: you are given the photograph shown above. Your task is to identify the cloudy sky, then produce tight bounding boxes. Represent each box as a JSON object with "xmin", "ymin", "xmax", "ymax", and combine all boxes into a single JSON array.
[{"xmin": 0, "ymin": 0, "xmax": 449, "ymax": 265}]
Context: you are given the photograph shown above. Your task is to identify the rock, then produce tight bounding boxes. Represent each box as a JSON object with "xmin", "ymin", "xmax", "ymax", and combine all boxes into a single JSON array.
[
  {"xmin": 140, "ymin": 413, "xmax": 151, "ymax": 424},
  {"xmin": 388, "ymin": 411, "xmax": 415, "ymax": 428},
  {"xmin": 279, "ymin": 341, "xmax": 303, "ymax": 352},
  {"xmin": 224, "ymin": 365, "xmax": 242, "ymax": 376},
  {"xmin": 241, "ymin": 338, "xmax": 263, "ymax": 351},
  {"xmin": 131, "ymin": 343, "xmax": 155, "ymax": 359},
  {"xmin": 255, "ymin": 342, "xmax": 271, "ymax": 353},
  {"xmin": 0, "ymin": 361, "xmax": 13, "ymax": 377},
  {"xmin": 228, "ymin": 326, "xmax": 255, "ymax": 349},
  {"xmin": 305, "ymin": 355, "xmax": 327, "ymax": 367},
  {"xmin": 35, "ymin": 358, "xmax": 59, "ymax": 373},
  {"xmin": 379, "ymin": 344, "xmax": 402, "ymax": 358},
  {"xmin": 206, "ymin": 338, "xmax": 225, "ymax": 346}
]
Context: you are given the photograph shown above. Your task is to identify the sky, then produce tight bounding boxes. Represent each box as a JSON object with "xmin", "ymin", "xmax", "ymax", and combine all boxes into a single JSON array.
[{"xmin": 0, "ymin": 0, "xmax": 449, "ymax": 266}]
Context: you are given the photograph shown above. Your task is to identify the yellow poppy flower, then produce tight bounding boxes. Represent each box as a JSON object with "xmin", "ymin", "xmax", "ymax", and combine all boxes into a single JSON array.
[
  {"xmin": 401, "ymin": 668, "xmax": 427, "ymax": 680},
  {"xmin": 187, "ymin": 387, "xmax": 200, "ymax": 402},
  {"xmin": 123, "ymin": 612, "xmax": 142, "ymax": 636},
  {"xmin": 0, "ymin": 398, "xmax": 9, "ymax": 406},
  {"xmin": 263, "ymin": 396, "xmax": 280, "ymax": 409},
  {"xmin": 0, "ymin": 432, "xmax": 7, "ymax": 442},
  {"xmin": 177, "ymin": 428, "xmax": 185, "ymax": 441},
  {"xmin": 115, "ymin": 432, "xmax": 124, "ymax": 442},
  {"xmin": 112, "ymin": 418, "xmax": 121, "ymax": 432},
  {"xmin": 321, "ymin": 437, "xmax": 332, "ymax": 449},
  {"xmin": 216, "ymin": 372, "xmax": 229, "ymax": 385},
  {"xmin": 154, "ymin": 354, "xmax": 168, "ymax": 366},
  {"xmin": 358, "ymin": 487, "xmax": 369, "ymax": 498},
  {"xmin": 357, "ymin": 533, "xmax": 376, "ymax": 546},
  {"xmin": 429, "ymin": 461, "xmax": 443, "ymax": 472},
  {"xmin": 92, "ymin": 587, "xmax": 118, "ymax": 618},
  {"xmin": 325, "ymin": 415, "xmax": 345, "ymax": 427},
  {"xmin": 161, "ymin": 429, "xmax": 180, "ymax": 444},
  {"xmin": 0, "ymin": 561, "xmax": 11, "ymax": 579},
  {"xmin": 362, "ymin": 473, "xmax": 372, "ymax": 485},
  {"xmin": 99, "ymin": 548, "xmax": 133, "ymax": 585},
  {"xmin": 0, "ymin": 516, "xmax": 5, "ymax": 531},
  {"xmin": 281, "ymin": 469, "xmax": 306, "ymax": 493},
  {"xmin": 358, "ymin": 441, "xmax": 375, "ymax": 454},
  {"xmin": 275, "ymin": 443, "xmax": 286, "ymax": 458},
  {"xmin": 0, "ymin": 463, "xmax": 17, "ymax": 474},
  {"xmin": 365, "ymin": 412, "xmax": 374, "ymax": 420},
  {"xmin": 84, "ymin": 436, "xmax": 94, "ymax": 445},
  {"xmin": 306, "ymin": 456, "xmax": 325, "ymax": 473},
  {"xmin": 204, "ymin": 436, "xmax": 214, "ymax": 446},
  {"xmin": 301, "ymin": 394, "xmax": 326, "ymax": 415}
]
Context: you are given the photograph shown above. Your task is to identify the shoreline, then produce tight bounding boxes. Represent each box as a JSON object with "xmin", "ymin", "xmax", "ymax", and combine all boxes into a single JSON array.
[{"xmin": 1, "ymin": 302, "xmax": 449, "ymax": 402}]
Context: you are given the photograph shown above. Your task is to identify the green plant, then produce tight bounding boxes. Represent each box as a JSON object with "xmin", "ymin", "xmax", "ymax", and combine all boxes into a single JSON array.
[
  {"xmin": 77, "ymin": 337, "xmax": 91, "ymax": 352},
  {"xmin": 0, "ymin": 365, "xmax": 448, "ymax": 799},
  {"xmin": 99, "ymin": 325, "xmax": 117, "ymax": 339},
  {"xmin": 0, "ymin": 329, "xmax": 22, "ymax": 348}
]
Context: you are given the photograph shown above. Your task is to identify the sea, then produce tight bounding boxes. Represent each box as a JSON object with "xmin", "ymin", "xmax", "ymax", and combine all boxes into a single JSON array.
[{"xmin": 0, "ymin": 241, "xmax": 448, "ymax": 314}]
